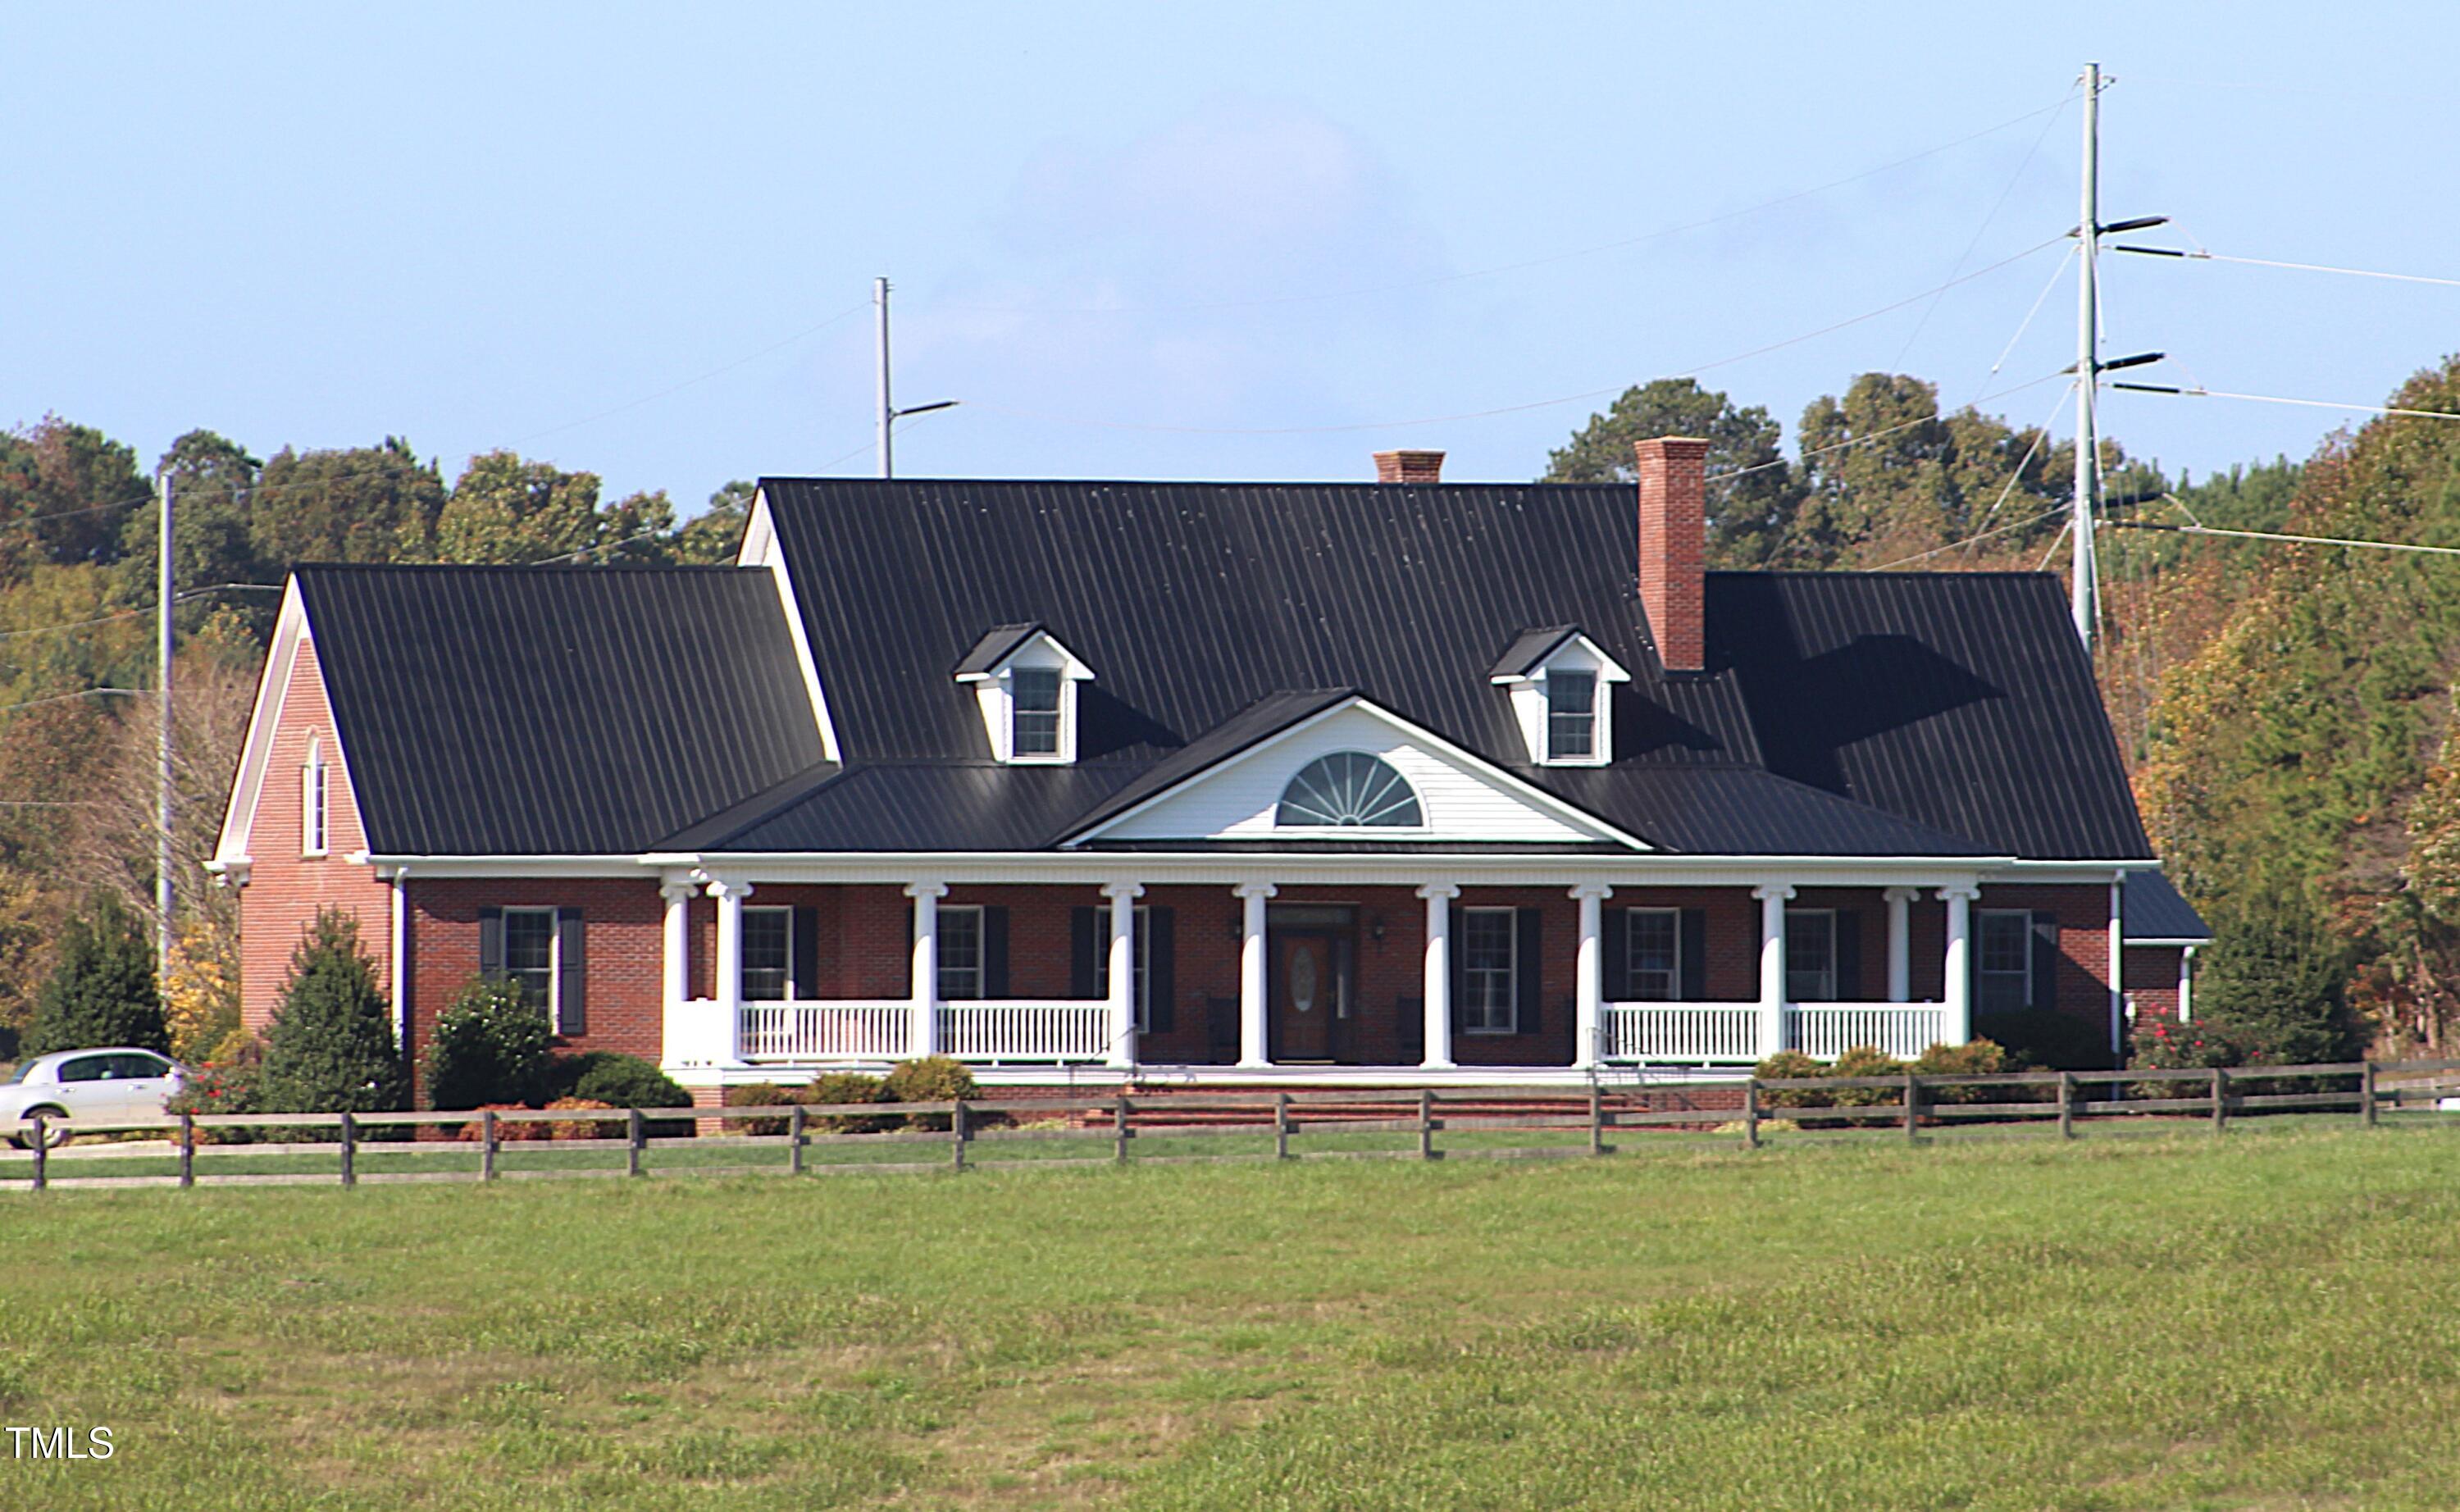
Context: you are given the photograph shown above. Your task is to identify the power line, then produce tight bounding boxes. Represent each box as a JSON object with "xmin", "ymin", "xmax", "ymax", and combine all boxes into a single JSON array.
[
  {"xmin": 1892, "ymin": 89, "xmax": 2074, "ymax": 368},
  {"xmin": 505, "ymin": 299, "xmax": 871, "ymax": 447},
  {"xmin": 972, "ymin": 236, "xmax": 2066, "ymax": 438},
  {"xmin": 2116, "ymin": 244, "xmax": 2460, "ymax": 290},
  {"xmin": 1867, "ymin": 503, "xmax": 2070, "ymax": 571},
  {"xmin": 2112, "ymin": 518, "xmax": 2460, "ymax": 558},
  {"xmin": 0, "ymin": 584, "xmax": 285, "ymax": 645},
  {"xmin": 1703, "ymin": 368, "xmax": 2068, "ymax": 485},
  {"xmin": 928, "ymin": 96, "xmax": 2077, "ymax": 317},
  {"xmin": 0, "ymin": 686, "xmax": 145, "ymax": 717},
  {"xmin": 2112, "ymin": 383, "xmax": 2460, "ymax": 423}
]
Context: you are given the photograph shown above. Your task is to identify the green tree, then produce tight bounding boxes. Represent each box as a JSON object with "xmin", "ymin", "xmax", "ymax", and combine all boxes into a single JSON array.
[
  {"xmin": 2194, "ymin": 883, "xmax": 2363, "ymax": 1065},
  {"xmin": 0, "ymin": 416, "xmax": 148, "ymax": 580},
  {"xmin": 22, "ymin": 892, "xmax": 164, "ymax": 1056},
  {"xmin": 435, "ymin": 451, "xmax": 606, "ymax": 564},
  {"xmin": 118, "ymin": 430, "xmax": 276, "ymax": 641},
  {"xmin": 664, "ymin": 479, "xmax": 755, "ymax": 565},
  {"xmin": 248, "ymin": 438, "xmax": 445, "ymax": 568},
  {"xmin": 259, "ymin": 909, "xmax": 404, "ymax": 1112},
  {"xmin": 1543, "ymin": 380, "xmax": 1800, "ymax": 567},
  {"xmin": 421, "ymin": 977, "xmax": 554, "ymax": 1109}
]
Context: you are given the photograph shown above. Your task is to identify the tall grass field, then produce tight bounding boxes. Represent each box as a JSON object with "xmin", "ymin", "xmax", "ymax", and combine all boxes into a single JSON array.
[{"xmin": 6, "ymin": 1123, "xmax": 2460, "ymax": 1509}]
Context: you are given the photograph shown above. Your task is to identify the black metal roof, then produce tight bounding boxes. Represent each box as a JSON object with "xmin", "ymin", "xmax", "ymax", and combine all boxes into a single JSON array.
[
  {"xmin": 298, "ymin": 565, "xmax": 824, "ymax": 854},
  {"xmin": 1487, "ymin": 626, "xmax": 1578, "ymax": 680},
  {"xmin": 2123, "ymin": 872, "xmax": 2212, "ymax": 943},
  {"xmin": 951, "ymin": 623, "xmax": 1042, "ymax": 678},
  {"xmin": 754, "ymin": 478, "xmax": 2150, "ymax": 858}
]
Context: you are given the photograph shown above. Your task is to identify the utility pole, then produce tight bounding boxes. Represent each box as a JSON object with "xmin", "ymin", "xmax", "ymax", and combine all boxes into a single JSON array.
[
  {"xmin": 156, "ymin": 471, "xmax": 175, "ymax": 977},
  {"xmin": 2071, "ymin": 61, "xmax": 2102, "ymax": 654},
  {"xmin": 874, "ymin": 276, "xmax": 894, "ymax": 479}
]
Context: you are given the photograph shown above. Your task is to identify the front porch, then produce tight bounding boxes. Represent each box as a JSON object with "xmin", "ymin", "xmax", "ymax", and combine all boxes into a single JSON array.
[{"xmin": 654, "ymin": 874, "xmax": 1998, "ymax": 1084}]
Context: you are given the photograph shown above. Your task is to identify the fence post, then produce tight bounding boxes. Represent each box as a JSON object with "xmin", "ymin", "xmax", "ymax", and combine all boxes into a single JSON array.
[
  {"xmin": 951, "ymin": 1100, "xmax": 968, "ymax": 1172},
  {"xmin": 2211, "ymin": 1068, "xmax": 2228, "ymax": 1135},
  {"xmin": 2362, "ymin": 1061, "xmax": 2379, "ymax": 1128},
  {"xmin": 178, "ymin": 1111, "xmax": 195, "ymax": 1189},
  {"xmin": 626, "ymin": 1109, "xmax": 645, "ymax": 1177},
  {"xmin": 1903, "ymin": 1073, "xmax": 1920, "ymax": 1143},
  {"xmin": 339, "ymin": 1111, "xmax": 357, "ymax": 1187},
  {"xmin": 1742, "ymin": 1081, "xmax": 1761, "ymax": 1150},
  {"xmin": 1418, "ymin": 1090, "xmax": 1435, "ymax": 1160},
  {"xmin": 481, "ymin": 1109, "xmax": 498, "ymax": 1182},
  {"xmin": 1114, "ymin": 1095, "xmax": 1130, "ymax": 1165},
  {"xmin": 789, "ymin": 1104, "xmax": 806, "ymax": 1175},
  {"xmin": 1589, "ymin": 1085, "xmax": 1606, "ymax": 1157},
  {"xmin": 2057, "ymin": 1072, "xmax": 2075, "ymax": 1140},
  {"xmin": 1273, "ymin": 1093, "xmax": 1290, "ymax": 1161},
  {"xmin": 29, "ymin": 1114, "xmax": 45, "ymax": 1190}
]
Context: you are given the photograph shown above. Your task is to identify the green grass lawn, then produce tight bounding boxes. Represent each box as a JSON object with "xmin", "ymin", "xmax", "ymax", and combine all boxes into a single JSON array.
[{"xmin": 7, "ymin": 1123, "xmax": 2460, "ymax": 1510}]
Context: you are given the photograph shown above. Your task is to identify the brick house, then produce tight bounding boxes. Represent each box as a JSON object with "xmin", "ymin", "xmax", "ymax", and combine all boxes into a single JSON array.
[{"xmin": 209, "ymin": 439, "xmax": 2203, "ymax": 1098}]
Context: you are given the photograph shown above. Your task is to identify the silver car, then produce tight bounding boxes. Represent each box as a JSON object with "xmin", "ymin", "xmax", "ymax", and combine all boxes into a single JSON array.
[{"xmin": 1, "ymin": 1048, "xmax": 186, "ymax": 1148}]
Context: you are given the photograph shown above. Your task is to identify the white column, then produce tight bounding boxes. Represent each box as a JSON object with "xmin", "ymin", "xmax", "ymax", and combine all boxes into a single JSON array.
[
  {"xmin": 389, "ymin": 867, "xmax": 410, "ymax": 1050},
  {"xmin": 2107, "ymin": 877, "xmax": 2126, "ymax": 1059},
  {"xmin": 1572, "ymin": 884, "xmax": 1610, "ymax": 1070},
  {"xmin": 660, "ymin": 877, "xmax": 695, "ymax": 1007},
  {"xmin": 2178, "ymin": 944, "xmax": 2197, "ymax": 1023},
  {"xmin": 1104, "ymin": 881, "xmax": 1143, "ymax": 1070},
  {"xmin": 1883, "ymin": 886, "xmax": 1917, "ymax": 1004},
  {"xmin": 1753, "ymin": 885, "xmax": 1794, "ymax": 1058},
  {"xmin": 708, "ymin": 877, "xmax": 753, "ymax": 1067},
  {"xmin": 1940, "ymin": 885, "xmax": 1978, "ymax": 1047},
  {"xmin": 1418, "ymin": 884, "xmax": 1459, "ymax": 1070},
  {"xmin": 1235, "ymin": 883, "xmax": 1275, "ymax": 1068},
  {"xmin": 905, "ymin": 881, "xmax": 945, "ymax": 1059}
]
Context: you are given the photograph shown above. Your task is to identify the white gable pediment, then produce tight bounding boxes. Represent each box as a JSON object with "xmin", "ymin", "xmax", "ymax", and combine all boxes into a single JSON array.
[{"xmin": 1090, "ymin": 702, "xmax": 1642, "ymax": 847}]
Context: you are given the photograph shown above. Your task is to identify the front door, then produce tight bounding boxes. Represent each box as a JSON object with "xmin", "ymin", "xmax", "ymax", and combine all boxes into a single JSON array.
[{"xmin": 1269, "ymin": 907, "xmax": 1355, "ymax": 1063}]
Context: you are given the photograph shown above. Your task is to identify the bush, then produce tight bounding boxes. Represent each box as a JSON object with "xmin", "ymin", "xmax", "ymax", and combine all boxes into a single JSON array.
[
  {"xmin": 2195, "ymin": 883, "xmax": 2366, "ymax": 1066},
  {"xmin": 422, "ymin": 977, "xmax": 554, "ymax": 1110},
  {"xmin": 1911, "ymin": 1039, "xmax": 2012, "ymax": 1104},
  {"xmin": 726, "ymin": 1082, "xmax": 800, "ymax": 1136},
  {"xmin": 808, "ymin": 1071, "xmax": 894, "ymax": 1132},
  {"xmin": 1826, "ymin": 1046, "xmax": 1909, "ymax": 1107},
  {"xmin": 1752, "ymin": 1050, "xmax": 1824, "ymax": 1110},
  {"xmin": 165, "ymin": 1058, "xmax": 269, "ymax": 1143},
  {"xmin": 261, "ymin": 910, "xmax": 405, "ymax": 1114},
  {"xmin": 23, "ymin": 893, "xmax": 165, "ymax": 1059},
  {"xmin": 882, "ymin": 1055, "xmax": 977, "ymax": 1129},
  {"xmin": 548, "ymin": 1052, "xmax": 695, "ymax": 1139},
  {"xmin": 545, "ymin": 1097, "xmax": 621, "ymax": 1141},
  {"xmin": 453, "ymin": 1104, "xmax": 551, "ymax": 1143}
]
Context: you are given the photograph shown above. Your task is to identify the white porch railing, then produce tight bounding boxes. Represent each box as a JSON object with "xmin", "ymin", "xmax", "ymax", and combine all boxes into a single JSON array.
[
  {"xmin": 936, "ymin": 1001, "xmax": 1110, "ymax": 1063},
  {"xmin": 1601, "ymin": 1002, "xmax": 1761, "ymax": 1063},
  {"xmin": 1788, "ymin": 1003, "xmax": 1946, "ymax": 1060},
  {"xmin": 739, "ymin": 1000, "xmax": 913, "ymax": 1062}
]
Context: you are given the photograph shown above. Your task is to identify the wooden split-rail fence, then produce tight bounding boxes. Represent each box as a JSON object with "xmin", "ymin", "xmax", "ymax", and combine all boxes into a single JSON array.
[{"xmin": 7, "ymin": 1059, "xmax": 2460, "ymax": 1193}]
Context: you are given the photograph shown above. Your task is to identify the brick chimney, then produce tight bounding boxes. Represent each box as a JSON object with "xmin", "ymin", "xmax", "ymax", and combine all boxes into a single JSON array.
[
  {"xmin": 1373, "ymin": 449, "xmax": 1445, "ymax": 485},
  {"xmin": 1634, "ymin": 436, "xmax": 1709, "ymax": 672}
]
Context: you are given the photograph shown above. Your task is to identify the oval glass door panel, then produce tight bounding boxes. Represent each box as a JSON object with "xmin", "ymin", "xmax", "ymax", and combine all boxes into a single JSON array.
[{"xmin": 1291, "ymin": 945, "xmax": 1319, "ymax": 1013}]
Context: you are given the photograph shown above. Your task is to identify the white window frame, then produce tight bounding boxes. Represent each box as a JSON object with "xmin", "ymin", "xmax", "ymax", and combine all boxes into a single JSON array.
[
  {"xmin": 1009, "ymin": 665, "xmax": 1065, "ymax": 760},
  {"xmin": 937, "ymin": 904, "xmax": 986, "ymax": 1001},
  {"xmin": 1784, "ymin": 908, "xmax": 1837, "ymax": 1003},
  {"xmin": 740, "ymin": 904, "xmax": 795, "ymax": 1003},
  {"xmin": 1460, "ymin": 906, "xmax": 1519, "ymax": 1035},
  {"xmin": 1546, "ymin": 668, "xmax": 1599, "ymax": 763},
  {"xmin": 1977, "ymin": 908, "xmax": 2034, "ymax": 1012},
  {"xmin": 1624, "ymin": 908, "xmax": 1681, "ymax": 1001},
  {"xmin": 501, "ymin": 906, "xmax": 563, "ymax": 1032},
  {"xmin": 1092, "ymin": 905, "xmax": 1155, "ymax": 1032},
  {"xmin": 301, "ymin": 737, "xmax": 329, "ymax": 858}
]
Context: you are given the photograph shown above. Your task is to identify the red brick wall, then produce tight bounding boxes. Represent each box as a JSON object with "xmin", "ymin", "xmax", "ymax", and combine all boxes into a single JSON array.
[
  {"xmin": 2125, "ymin": 943, "xmax": 2185, "ymax": 1025},
  {"xmin": 403, "ymin": 877, "xmax": 664, "ymax": 1104},
  {"xmin": 1979, "ymin": 881, "xmax": 2117, "ymax": 1039},
  {"xmin": 236, "ymin": 635, "xmax": 393, "ymax": 1035},
  {"xmin": 1635, "ymin": 436, "xmax": 1708, "ymax": 672}
]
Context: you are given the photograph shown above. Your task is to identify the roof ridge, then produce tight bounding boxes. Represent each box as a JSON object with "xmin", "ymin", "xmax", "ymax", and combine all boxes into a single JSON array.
[{"xmin": 292, "ymin": 561, "xmax": 757, "ymax": 575}]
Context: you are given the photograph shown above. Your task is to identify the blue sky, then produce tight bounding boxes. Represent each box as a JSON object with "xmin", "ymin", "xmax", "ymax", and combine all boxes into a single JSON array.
[{"xmin": 5, "ymin": 3, "xmax": 2454, "ymax": 513}]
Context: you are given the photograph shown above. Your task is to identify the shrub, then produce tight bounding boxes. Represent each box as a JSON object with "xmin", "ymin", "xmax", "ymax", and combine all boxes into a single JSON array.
[
  {"xmin": 23, "ymin": 893, "xmax": 166, "ymax": 1058},
  {"xmin": 549, "ymin": 1053, "xmax": 695, "ymax": 1138},
  {"xmin": 808, "ymin": 1071, "xmax": 893, "ymax": 1133},
  {"xmin": 545, "ymin": 1097, "xmax": 622, "ymax": 1141},
  {"xmin": 1752, "ymin": 1050, "xmax": 1824, "ymax": 1110},
  {"xmin": 165, "ymin": 1058, "xmax": 269, "ymax": 1144},
  {"xmin": 882, "ymin": 1055, "xmax": 977, "ymax": 1130},
  {"xmin": 1826, "ymin": 1046, "xmax": 1909, "ymax": 1108},
  {"xmin": 2195, "ymin": 883, "xmax": 2366, "ymax": 1066},
  {"xmin": 454, "ymin": 1104, "xmax": 552, "ymax": 1143},
  {"xmin": 726, "ymin": 1082, "xmax": 800, "ymax": 1136},
  {"xmin": 422, "ymin": 977, "xmax": 554, "ymax": 1110},
  {"xmin": 1911, "ymin": 1039, "xmax": 2012, "ymax": 1104},
  {"xmin": 261, "ymin": 910, "xmax": 405, "ymax": 1114}
]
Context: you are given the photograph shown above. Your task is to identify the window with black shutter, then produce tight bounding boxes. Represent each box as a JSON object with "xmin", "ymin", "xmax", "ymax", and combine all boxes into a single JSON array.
[
  {"xmin": 1978, "ymin": 909, "xmax": 2033, "ymax": 1013},
  {"xmin": 1624, "ymin": 909, "xmax": 1680, "ymax": 1000},
  {"xmin": 1460, "ymin": 908, "xmax": 1517, "ymax": 1033}
]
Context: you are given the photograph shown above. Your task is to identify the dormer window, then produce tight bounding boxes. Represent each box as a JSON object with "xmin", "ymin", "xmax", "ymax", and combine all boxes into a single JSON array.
[
  {"xmin": 1488, "ymin": 627, "xmax": 1629, "ymax": 767},
  {"xmin": 1011, "ymin": 667, "xmax": 1063, "ymax": 757},
  {"xmin": 953, "ymin": 623, "xmax": 1096, "ymax": 765},
  {"xmin": 1546, "ymin": 670, "xmax": 1597, "ymax": 761}
]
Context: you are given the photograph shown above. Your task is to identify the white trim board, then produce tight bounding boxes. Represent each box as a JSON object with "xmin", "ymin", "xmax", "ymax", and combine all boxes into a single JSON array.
[{"xmin": 740, "ymin": 488, "xmax": 841, "ymax": 763}]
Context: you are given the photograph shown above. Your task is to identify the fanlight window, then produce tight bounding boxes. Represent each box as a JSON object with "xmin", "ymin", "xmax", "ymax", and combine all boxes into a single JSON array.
[{"xmin": 1275, "ymin": 752, "xmax": 1424, "ymax": 828}]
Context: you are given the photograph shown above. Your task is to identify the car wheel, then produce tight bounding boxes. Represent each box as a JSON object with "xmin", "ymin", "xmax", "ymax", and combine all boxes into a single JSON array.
[{"xmin": 21, "ymin": 1107, "xmax": 71, "ymax": 1150}]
